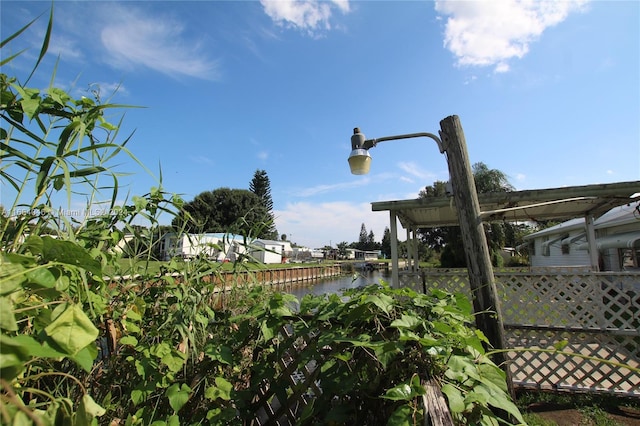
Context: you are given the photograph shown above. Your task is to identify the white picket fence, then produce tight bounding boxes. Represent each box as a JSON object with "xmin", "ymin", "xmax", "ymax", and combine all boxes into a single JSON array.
[{"xmin": 399, "ymin": 269, "xmax": 640, "ymax": 397}]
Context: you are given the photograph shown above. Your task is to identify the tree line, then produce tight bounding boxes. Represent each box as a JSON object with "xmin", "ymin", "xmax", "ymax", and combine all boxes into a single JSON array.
[{"xmin": 165, "ymin": 162, "xmax": 529, "ymax": 267}]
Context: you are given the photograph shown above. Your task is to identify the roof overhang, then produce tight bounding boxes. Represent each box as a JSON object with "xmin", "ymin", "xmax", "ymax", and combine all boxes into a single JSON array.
[{"xmin": 371, "ymin": 181, "xmax": 640, "ymax": 229}]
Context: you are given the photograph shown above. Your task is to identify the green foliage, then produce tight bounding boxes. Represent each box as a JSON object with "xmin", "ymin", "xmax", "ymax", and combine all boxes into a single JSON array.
[
  {"xmin": 233, "ymin": 283, "xmax": 525, "ymax": 425},
  {"xmin": 417, "ymin": 164, "xmax": 529, "ymax": 267},
  {"xmin": 171, "ymin": 187, "xmax": 270, "ymax": 235},
  {"xmin": 249, "ymin": 169, "xmax": 278, "ymax": 239}
]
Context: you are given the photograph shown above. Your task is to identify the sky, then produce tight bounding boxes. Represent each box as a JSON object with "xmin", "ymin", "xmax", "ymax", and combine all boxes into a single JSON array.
[{"xmin": 1, "ymin": 0, "xmax": 639, "ymax": 249}]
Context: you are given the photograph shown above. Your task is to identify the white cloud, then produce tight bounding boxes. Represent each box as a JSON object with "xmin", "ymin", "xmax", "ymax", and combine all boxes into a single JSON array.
[
  {"xmin": 100, "ymin": 6, "xmax": 220, "ymax": 80},
  {"xmin": 434, "ymin": 0, "xmax": 588, "ymax": 72},
  {"xmin": 48, "ymin": 34, "xmax": 83, "ymax": 61},
  {"xmin": 274, "ymin": 200, "xmax": 397, "ymax": 248},
  {"xmin": 260, "ymin": 0, "xmax": 350, "ymax": 34}
]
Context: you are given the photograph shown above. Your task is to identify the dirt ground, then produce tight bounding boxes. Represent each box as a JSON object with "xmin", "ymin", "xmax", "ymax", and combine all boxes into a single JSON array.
[{"xmin": 527, "ymin": 403, "xmax": 640, "ymax": 425}]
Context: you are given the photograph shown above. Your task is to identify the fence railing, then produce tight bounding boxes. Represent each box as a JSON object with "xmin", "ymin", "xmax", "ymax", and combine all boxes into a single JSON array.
[{"xmin": 399, "ymin": 269, "xmax": 640, "ymax": 397}]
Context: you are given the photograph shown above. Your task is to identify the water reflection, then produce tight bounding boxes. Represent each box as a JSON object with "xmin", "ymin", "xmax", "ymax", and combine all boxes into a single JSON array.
[{"xmin": 285, "ymin": 269, "xmax": 392, "ymax": 300}]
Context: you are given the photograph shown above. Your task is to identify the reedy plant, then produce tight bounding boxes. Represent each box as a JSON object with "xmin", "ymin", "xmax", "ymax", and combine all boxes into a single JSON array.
[{"xmin": 0, "ymin": 9, "xmax": 201, "ymax": 425}]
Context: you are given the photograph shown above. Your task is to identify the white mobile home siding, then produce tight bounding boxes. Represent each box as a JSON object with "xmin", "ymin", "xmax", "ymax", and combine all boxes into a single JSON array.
[
  {"xmin": 251, "ymin": 240, "xmax": 284, "ymax": 264},
  {"xmin": 530, "ymin": 231, "xmax": 591, "ymax": 270}
]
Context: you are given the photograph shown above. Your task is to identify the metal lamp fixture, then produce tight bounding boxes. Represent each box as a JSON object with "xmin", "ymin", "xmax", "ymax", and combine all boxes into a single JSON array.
[
  {"xmin": 348, "ymin": 128, "xmax": 371, "ymax": 175},
  {"xmin": 348, "ymin": 127, "xmax": 445, "ymax": 175}
]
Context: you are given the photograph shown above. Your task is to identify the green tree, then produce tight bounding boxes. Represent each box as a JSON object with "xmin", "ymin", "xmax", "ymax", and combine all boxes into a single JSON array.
[
  {"xmin": 336, "ymin": 241, "xmax": 349, "ymax": 259},
  {"xmin": 357, "ymin": 223, "xmax": 368, "ymax": 250},
  {"xmin": 249, "ymin": 169, "xmax": 278, "ymax": 239},
  {"xmin": 418, "ymin": 163, "xmax": 517, "ymax": 267},
  {"xmin": 380, "ymin": 227, "xmax": 391, "ymax": 258},
  {"xmin": 172, "ymin": 188, "xmax": 268, "ymax": 236},
  {"xmin": 367, "ymin": 230, "xmax": 375, "ymax": 250}
]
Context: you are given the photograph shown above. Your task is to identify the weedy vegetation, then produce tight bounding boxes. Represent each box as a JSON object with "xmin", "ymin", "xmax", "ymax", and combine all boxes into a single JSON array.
[{"xmin": 1, "ymin": 8, "xmax": 526, "ymax": 425}]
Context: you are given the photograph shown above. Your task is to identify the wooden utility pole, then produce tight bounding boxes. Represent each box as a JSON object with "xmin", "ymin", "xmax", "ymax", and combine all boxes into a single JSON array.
[{"xmin": 438, "ymin": 115, "xmax": 514, "ymax": 396}]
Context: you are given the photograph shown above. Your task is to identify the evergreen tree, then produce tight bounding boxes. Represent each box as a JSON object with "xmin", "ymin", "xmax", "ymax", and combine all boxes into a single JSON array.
[
  {"xmin": 367, "ymin": 230, "xmax": 375, "ymax": 250},
  {"xmin": 380, "ymin": 227, "xmax": 391, "ymax": 258},
  {"xmin": 358, "ymin": 223, "xmax": 368, "ymax": 250},
  {"xmin": 249, "ymin": 169, "xmax": 278, "ymax": 239}
]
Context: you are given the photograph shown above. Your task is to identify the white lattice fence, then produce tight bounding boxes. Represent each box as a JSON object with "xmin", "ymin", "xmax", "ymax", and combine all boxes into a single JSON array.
[{"xmin": 399, "ymin": 269, "xmax": 640, "ymax": 397}]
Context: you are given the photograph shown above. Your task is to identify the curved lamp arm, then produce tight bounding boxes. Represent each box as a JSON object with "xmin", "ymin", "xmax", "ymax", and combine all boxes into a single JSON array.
[{"xmin": 349, "ymin": 127, "xmax": 446, "ymax": 175}]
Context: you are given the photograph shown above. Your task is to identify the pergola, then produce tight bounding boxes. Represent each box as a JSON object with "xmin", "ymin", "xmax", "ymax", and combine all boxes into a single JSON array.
[{"xmin": 371, "ymin": 180, "xmax": 640, "ymax": 286}]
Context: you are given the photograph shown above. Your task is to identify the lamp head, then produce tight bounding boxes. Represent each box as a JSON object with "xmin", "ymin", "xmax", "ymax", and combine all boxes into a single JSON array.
[{"xmin": 348, "ymin": 128, "xmax": 371, "ymax": 175}]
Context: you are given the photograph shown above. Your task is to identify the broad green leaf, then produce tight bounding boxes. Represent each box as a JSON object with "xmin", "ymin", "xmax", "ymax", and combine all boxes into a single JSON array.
[
  {"xmin": 0, "ymin": 297, "xmax": 17, "ymax": 331},
  {"xmin": 260, "ymin": 320, "xmax": 275, "ymax": 342},
  {"xmin": 454, "ymin": 293, "xmax": 473, "ymax": 315},
  {"xmin": 0, "ymin": 261, "xmax": 25, "ymax": 296},
  {"xmin": 390, "ymin": 314, "xmax": 422, "ymax": 330},
  {"xmin": 120, "ymin": 336, "xmax": 138, "ymax": 346},
  {"xmin": 364, "ymin": 293, "xmax": 394, "ymax": 314},
  {"xmin": 125, "ymin": 309, "xmax": 142, "ymax": 322},
  {"xmin": 8, "ymin": 334, "xmax": 66, "ymax": 358},
  {"xmin": 0, "ymin": 334, "xmax": 29, "ymax": 380},
  {"xmin": 42, "ymin": 236, "xmax": 102, "ymax": 276},
  {"xmin": 161, "ymin": 349, "xmax": 187, "ymax": 373},
  {"xmin": 71, "ymin": 345, "xmax": 98, "ymax": 372},
  {"xmin": 381, "ymin": 383, "xmax": 414, "ymax": 401},
  {"xmin": 205, "ymin": 377, "xmax": 233, "ymax": 401},
  {"xmin": 204, "ymin": 344, "xmax": 233, "ymax": 365},
  {"xmin": 441, "ymin": 383, "xmax": 465, "ymax": 413},
  {"xmin": 475, "ymin": 383, "xmax": 525, "ymax": 424},
  {"xmin": 131, "ymin": 383, "xmax": 155, "ymax": 406},
  {"xmin": 386, "ymin": 403, "xmax": 413, "ymax": 426},
  {"xmin": 44, "ymin": 304, "xmax": 99, "ymax": 355},
  {"xmin": 12, "ymin": 85, "xmax": 40, "ymax": 119},
  {"xmin": 166, "ymin": 383, "xmax": 191, "ymax": 412},
  {"xmin": 22, "ymin": 235, "xmax": 44, "ymax": 255},
  {"xmin": 76, "ymin": 394, "xmax": 106, "ymax": 426},
  {"xmin": 373, "ymin": 341, "xmax": 401, "ymax": 369},
  {"xmin": 25, "ymin": 266, "xmax": 57, "ymax": 288}
]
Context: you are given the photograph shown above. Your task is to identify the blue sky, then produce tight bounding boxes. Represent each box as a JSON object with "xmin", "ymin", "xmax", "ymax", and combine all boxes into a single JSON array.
[{"xmin": 2, "ymin": 0, "xmax": 638, "ymax": 248}]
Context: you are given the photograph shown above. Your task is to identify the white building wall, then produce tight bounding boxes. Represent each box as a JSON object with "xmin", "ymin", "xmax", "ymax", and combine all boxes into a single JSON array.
[
  {"xmin": 529, "ymin": 232, "xmax": 591, "ymax": 270},
  {"xmin": 251, "ymin": 241, "xmax": 284, "ymax": 264}
]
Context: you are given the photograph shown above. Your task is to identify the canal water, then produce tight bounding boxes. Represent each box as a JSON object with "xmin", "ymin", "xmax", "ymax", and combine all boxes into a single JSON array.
[{"xmin": 285, "ymin": 269, "xmax": 392, "ymax": 300}]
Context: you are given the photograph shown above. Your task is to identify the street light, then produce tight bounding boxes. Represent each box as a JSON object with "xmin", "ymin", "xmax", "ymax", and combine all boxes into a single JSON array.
[
  {"xmin": 349, "ymin": 128, "xmax": 445, "ymax": 175},
  {"xmin": 347, "ymin": 115, "xmax": 513, "ymax": 397}
]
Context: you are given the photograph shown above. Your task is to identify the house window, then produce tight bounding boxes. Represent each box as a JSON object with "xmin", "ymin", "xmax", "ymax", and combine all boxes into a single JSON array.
[{"xmin": 561, "ymin": 244, "xmax": 570, "ymax": 254}]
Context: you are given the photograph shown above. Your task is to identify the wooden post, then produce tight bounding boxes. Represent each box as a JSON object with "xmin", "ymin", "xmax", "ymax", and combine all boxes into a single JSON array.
[{"xmin": 438, "ymin": 115, "xmax": 513, "ymax": 396}]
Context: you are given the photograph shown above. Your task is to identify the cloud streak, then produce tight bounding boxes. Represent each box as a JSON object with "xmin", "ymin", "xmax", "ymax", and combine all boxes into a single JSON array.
[
  {"xmin": 435, "ymin": 0, "xmax": 588, "ymax": 73},
  {"xmin": 100, "ymin": 5, "xmax": 220, "ymax": 80}
]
